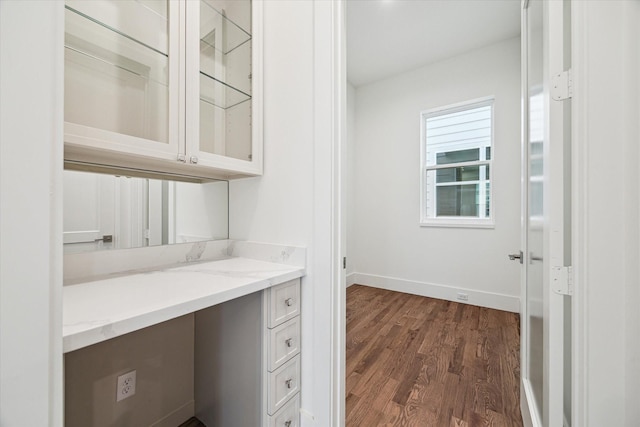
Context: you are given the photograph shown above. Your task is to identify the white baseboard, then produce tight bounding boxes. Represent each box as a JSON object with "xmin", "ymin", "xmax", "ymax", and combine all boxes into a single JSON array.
[
  {"xmin": 346, "ymin": 272, "xmax": 357, "ymax": 287},
  {"xmin": 349, "ymin": 272, "xmax": 519, "ymax": 313}
]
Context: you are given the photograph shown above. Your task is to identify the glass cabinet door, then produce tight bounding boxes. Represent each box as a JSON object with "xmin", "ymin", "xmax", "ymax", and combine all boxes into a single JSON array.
[
  {"xmin": 64, "ymin": 0, "xmax": 180, "ymax": 159},
  {"xmin": 64, "ymin": 0, "xmax": 262, "ymax": 178},
  {"xmin": 186, "ymin": 0, "xmax": 261, "ymax": 174}
]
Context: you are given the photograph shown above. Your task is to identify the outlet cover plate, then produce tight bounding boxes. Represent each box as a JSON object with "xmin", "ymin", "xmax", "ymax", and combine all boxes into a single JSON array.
[
  {"xmin": 456, "ymin": 292, "xmax": 469, "ymax": 302},
  {"xmin": 116, "ymin": 370, "xmax": 136, "ymax": 402}
]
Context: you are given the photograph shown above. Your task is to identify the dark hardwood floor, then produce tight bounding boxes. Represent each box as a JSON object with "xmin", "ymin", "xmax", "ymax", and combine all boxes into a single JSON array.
[
  {"xmin": 178, "ymin": 417, "xmax": 206, "ymax": 427},
  {"xmin": 346, "ymin": 285, "xmax": 523, "ymax": 427}
]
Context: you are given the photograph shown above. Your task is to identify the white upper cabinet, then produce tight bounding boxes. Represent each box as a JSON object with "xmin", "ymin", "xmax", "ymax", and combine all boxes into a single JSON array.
[{"xmin": 64, "ymin": 0, "xmax": 262, "ymax": 180}]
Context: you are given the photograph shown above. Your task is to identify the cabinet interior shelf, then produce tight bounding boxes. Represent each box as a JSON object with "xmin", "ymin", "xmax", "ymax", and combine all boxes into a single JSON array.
[
  {"xmin": 65, "ymin": 5, "xmax": 169, "ymax": 87},
  {"xmin": 201, "ymin": 0, "xmax": 251, "ymax": 55},
  {"xmin": 200, "ymin": 71, "xmax": 251, "ymax": 110},
  {"xmin": 65, "ymin": 5, "xmax": 168, "ymax": 56}
]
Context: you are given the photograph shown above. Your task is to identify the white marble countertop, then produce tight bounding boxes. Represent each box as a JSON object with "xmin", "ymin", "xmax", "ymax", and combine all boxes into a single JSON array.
[{"xmin": 63, "ymin": 257, "xmax": 304, "ymax": 353}]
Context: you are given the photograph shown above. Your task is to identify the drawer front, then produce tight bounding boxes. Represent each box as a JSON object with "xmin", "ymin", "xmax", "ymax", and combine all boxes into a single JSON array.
[
  {"xmin": 268, "ymin": 356, "xmax": 300, "ymax": 415},
  {"xmin": 268, "ymin": 317, "xmax": 301, "ymax": 372},
  {"xmin": 268, "ymin": 279, "xmax": 300, "ymax": 328},
  {"xmin": 269, "ymin": 394, "xmax": 300, "ymax": 427}
]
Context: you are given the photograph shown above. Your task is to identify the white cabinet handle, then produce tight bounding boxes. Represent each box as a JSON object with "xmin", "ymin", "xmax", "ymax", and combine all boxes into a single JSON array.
[
  {"xmin": 285, "ymin": 338, "xmax": 292, "ymax": 348},
  {"xmin": 285, "ymin": 378, "xmax": 293, "ymax": 389},
  {"xmin": 285, "ymin": 298, "xmax": 293, "ymax": 307}
]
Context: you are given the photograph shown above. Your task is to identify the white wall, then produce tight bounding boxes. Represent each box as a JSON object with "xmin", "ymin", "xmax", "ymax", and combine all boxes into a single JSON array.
[
  {"xmin": 629, "ymin": 2, "xmax": 640, "ymax": 419},
  {"xmin": 572, "ymin": 2, "xmax": 640, "ymax": 425},
  {"xmin": 229, "ymin": 1, "xmax": 313, "ymax": 247},
  {"xmin": 229, "ymin": 1, "xmax": 334, "ymax": 425},
  {"xmin": 174, "ymin": 181, "xmax": 228, "ymax": 242},
  {"xmin": 0, "ymin": 2, "xmax": 64, "ymax": 426},
  {"xmin": 346, "ymin": 83, "xmax": 357, "ymax": 281},
  {"xmin": 350, "ymin": 37, "xmax": 521, "ymax": 311}
]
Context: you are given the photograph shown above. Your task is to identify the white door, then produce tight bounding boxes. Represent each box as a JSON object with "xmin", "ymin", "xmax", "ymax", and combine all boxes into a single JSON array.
[
  {"xmin": 63, "ymin": 170, "xmax": 116, "ymax": 253},
  {"xmin": 519, "ymin": 1, "xmax": 571, "ymax": 426},
  {"xmin": 64, "ymin": 171, "xmax": 151, "ymax": 253}
]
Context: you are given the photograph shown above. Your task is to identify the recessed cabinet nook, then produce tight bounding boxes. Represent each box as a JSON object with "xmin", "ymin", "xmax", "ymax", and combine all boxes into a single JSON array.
[
  {"xmin": 64, "ymin": 0, "xmax": 263, "ymax": 180},
  {"xmin": 62, "ymin": 2, "xmax": 300, "ymax": 427}
]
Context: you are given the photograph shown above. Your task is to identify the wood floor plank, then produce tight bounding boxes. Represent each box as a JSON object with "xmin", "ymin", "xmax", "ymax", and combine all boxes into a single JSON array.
[
  {"xmin": 450, "ymin": 415, "xmax": 469, "ymax": 427},
  {"xmin": 346, "ymin": 371, "xmax": 362, "ymax": 395},
  {"xmin": 352, "ymin": 348, "xmax": 395, "ymax": 397},
  {"xmin": 372, "ymin": 377, "xmax": 400, "ymax": 412},
  {"xmin": 381, "ymin": 401, "xmax": 403, "ymax": 426},
  {"xmin": 346, "ymin": 392, "xmax": 361, "ymax": 420},
  {"xmin": 346, "ymin": 284, "xmax": 523, "ymax": 427},
  {"xmin": 346, "ymin": 292, "xmax": 409, "ymax": 373},
  {"xmin": 391, "ymin": 353, "xmax": 425, "ymax": 406}
]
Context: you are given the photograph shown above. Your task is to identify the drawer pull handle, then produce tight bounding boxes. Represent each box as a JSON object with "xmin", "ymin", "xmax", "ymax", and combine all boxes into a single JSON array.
[
  {"xmin": 285, "ymin": 298, "xmax": 293, "ymax": 307},
  {"xmin": 285, "ymin": 378, "xmax": 293, "ymax": 389},
  {"xmin": 285, "ymin": 421, "xmax": 292, "ymax": 427},
  {"xmin": 285, "ymin": 338, "xmax": 293, "ymax": 348}
]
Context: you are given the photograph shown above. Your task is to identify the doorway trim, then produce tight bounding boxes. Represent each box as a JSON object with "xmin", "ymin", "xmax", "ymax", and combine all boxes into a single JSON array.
[{"xmin": 313, "ymin": 0, "xmax": 347, "ymax": 425}]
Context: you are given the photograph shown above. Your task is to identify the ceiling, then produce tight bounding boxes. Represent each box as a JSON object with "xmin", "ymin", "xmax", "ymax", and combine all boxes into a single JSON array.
[{"xmin": 347, "ymin": 0, "xmax": 521, "ymax": 87}]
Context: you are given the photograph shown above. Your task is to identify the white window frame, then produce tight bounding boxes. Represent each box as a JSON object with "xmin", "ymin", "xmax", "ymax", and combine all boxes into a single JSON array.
[{"xmin": 419, "ymin": 96, "xmax": 495, "ymax": 228}]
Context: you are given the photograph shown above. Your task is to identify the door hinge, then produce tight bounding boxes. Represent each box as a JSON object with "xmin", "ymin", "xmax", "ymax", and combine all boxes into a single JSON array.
[
  {"xmin": 551, "ymin": 69, "xmax": 573, "ymax": 101},
  {"xmin": 343, "ymin": 257, "xmax": 347, "ymax": 269},
  {"xmin": 551, "ymin": 266, "xmax": 573, "ymax": 296}
]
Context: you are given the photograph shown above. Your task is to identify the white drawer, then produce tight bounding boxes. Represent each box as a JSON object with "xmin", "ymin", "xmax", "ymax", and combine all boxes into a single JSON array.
[
  {"xmin": 268, "ymin": 355, "xmax": 300, "ymax": 415},
  {"xmin": 268, "ymin": 317, "xmax": 300, "ymax": 372},
  {"xmin": 268, "ymin": 279, "xmax": 300, "ymax": 328},
  {"xmin": 269, "ymin": 394, "xmax": 299, "ymax": 427}
]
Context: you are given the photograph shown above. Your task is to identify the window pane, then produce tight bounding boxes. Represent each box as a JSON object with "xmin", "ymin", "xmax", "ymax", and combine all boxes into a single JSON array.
[
  {"xmin": 422, "ymin": 100, "xmax": 493, "ymax": 222},
  {"xmin": 425, "ymin": 103, "xmax": 492, "ymax": 167},
  {"xmin": 531, "ymin": 141, "xmax": 543, "ymax": 155},
  {"xmin": 436, "ymin": 184, "xmax": 479, "ymax": 217},
  {"xmin": 436, "ymin": 148, "xmax": 479, "ymax": 165},
  {"xmin": 436, "ymin": 165, "xmax": 480, "ymax": 183},
  {"xmin": 530, "ymin": 181, "xmax": 543, "ymax": 218},
  {"xmin": 531, "ymin": 157, "xmax": 543, "ymax": 176},
  {"xmin": 486, "ymin": 182, "xmax": 490, "ymax": 217},
  {"xmin": 530, "ymin": 141, "xmax": 543, "ymax": 176}
]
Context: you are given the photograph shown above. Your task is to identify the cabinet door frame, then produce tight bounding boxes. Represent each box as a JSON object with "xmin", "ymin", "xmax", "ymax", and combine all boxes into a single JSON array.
[
  {"xmin": 64, "ymin": 0, "xmax": 183, "ymax": 163},
  {"xmin": 184, "ymin": 0, "xmax": 263, "ymax": 176}
]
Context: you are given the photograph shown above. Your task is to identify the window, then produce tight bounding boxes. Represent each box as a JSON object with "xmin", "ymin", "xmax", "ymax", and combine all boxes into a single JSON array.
[{"xmin": 420, "ymin": 98, "xmax": 494, "ymax": 227}]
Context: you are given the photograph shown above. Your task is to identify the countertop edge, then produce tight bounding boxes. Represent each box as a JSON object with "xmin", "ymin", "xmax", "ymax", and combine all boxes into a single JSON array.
[{"xmin": 63, "ymin": 263, "xmax": 304, "ymax": 353}]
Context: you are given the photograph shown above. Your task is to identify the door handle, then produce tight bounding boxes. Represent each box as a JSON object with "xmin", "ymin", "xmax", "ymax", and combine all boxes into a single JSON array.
[{"xmin": 508, "ymin": 251, "xmax": 523, "ymax": 264}]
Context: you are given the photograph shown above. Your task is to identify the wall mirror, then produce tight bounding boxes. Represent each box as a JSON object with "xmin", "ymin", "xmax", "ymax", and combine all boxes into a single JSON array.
[{"xmin": 63, "ymin": 169, "xmax": 228, "ymax": 254}]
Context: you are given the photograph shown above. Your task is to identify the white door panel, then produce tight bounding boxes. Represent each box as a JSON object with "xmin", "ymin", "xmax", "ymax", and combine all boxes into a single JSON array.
[
  {"xmin": 63, "ymin": 170, "xmax": 115, "ymax": 252},
  {"xmin": 520, "ymin": 1, "xmax": 571, "ymax": 426}
]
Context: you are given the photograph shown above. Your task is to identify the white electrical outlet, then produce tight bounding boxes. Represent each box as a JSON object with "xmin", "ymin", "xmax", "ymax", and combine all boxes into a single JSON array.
[
  {"xmin": 456, "ymin": 292, "xmax": 469, "ymax": 302},
  {"xmin": 116, "ymin": 370, "xmax": 136, "ymax": 402}
]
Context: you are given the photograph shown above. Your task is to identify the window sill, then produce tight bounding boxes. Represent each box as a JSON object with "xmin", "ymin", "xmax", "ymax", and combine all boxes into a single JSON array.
[{"xmin": 419, "ymin": 218, "xmax": 495, "ymax": 229}]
